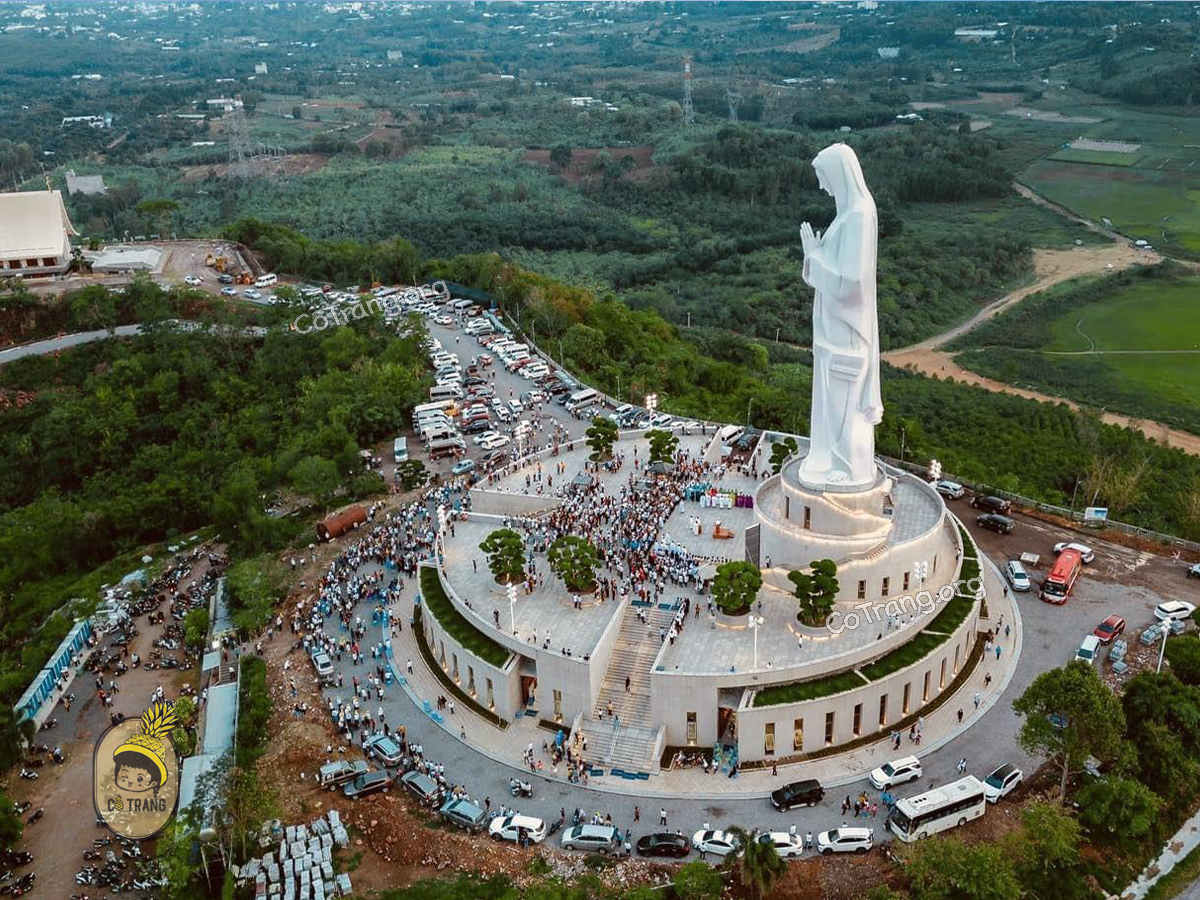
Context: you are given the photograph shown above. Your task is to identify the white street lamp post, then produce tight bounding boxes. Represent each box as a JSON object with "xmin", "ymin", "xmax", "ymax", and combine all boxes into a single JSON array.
[
  {"xmin": 750, "ymin": 615, "xmax": 764, "ymax": 670},
  {"xmin": 1158, "ymin": 621, "xmax": 1171, "ymax": 674},
  {"xmin": 507, "ymin": 582, "xmax": 518, "ymax": 637}
]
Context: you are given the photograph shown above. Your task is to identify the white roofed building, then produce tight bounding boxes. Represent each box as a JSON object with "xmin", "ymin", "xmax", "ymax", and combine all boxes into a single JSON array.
[{"xmin": 0, "ymin": 190, "xmax": 77, "ymax": 279}]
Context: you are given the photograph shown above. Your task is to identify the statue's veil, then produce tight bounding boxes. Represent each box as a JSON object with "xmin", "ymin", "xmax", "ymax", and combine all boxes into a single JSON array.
[{"xmin": 814, "ymin": 143, "xmax": 874, "ymax": 214}]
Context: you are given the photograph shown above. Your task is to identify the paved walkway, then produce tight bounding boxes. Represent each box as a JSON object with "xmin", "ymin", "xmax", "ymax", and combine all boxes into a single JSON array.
[
  {"xmin": 1115, "ymin": 805, "xmax": 1200, "ymax": 900},
  {"xmin": 372, "ymin": 556, "xmax": 1021, "ymax": 799}
]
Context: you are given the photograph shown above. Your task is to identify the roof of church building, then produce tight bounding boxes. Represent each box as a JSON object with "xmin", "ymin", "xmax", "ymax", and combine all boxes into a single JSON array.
[{"xmin": 0, "ymin": 190, "xmax": 78, "ymax": 259}]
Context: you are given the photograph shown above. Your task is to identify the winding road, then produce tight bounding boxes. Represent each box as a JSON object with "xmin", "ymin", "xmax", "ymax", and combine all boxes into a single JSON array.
[{"xmin": 881, "ymin": 184, "xmax": 1200, "ymax": 457}]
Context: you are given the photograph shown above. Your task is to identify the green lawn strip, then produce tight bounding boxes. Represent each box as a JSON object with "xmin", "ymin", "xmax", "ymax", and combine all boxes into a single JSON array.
[
  {"xmin": 753, "ymin": 670, "xmax": 869, "ymax": 707},
  {"xmin": 411, "ymin": 607, "xmax": 507, "ymax": 728},
  {"xmin": 740, "ymin": 637, "xmax": 986, "ymax": 768},
  {"xmin": 418, "ymin": 566, "xmax": 511, "ymax": 667},
  {"xmin": 861, "ymin": 631, "xmax": 952, "ymax": 681}
]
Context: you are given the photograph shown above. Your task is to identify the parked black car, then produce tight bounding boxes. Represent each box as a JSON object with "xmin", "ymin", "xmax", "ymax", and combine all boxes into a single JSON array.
[
  {"xmin": 970, "ymin": 495, "xmax": 1011, "ymax": 513},
  {"xmin": 771, "ymin": 778, "xmax": 825, "ymax": 811},
  {"xmin": 635, "ymin": 832, "xmax": 691, "ymax": 858},
  {"xmin": 977, "ymin": 513, "xmax": 1015, "ymax": 535}
]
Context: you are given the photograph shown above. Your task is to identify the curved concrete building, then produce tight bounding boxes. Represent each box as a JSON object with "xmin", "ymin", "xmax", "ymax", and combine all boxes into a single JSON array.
[{"xmin": 419, "ymin": 427, "xmax": 993, "ymax": 776}]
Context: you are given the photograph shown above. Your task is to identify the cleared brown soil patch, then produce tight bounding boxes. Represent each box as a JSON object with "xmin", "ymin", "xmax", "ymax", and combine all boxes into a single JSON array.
[{"xmin": 523, "ymin": 145, "xmax": 658, "ymax": 185}]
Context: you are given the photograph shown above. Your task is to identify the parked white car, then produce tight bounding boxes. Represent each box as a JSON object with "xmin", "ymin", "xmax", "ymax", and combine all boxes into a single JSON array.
[
  {"xmin": 934, "ymin": 480, "xmax": 965, "ymax": 500},
  {"xmin": 982, "ymin": 763, "xmax": 1023, "ymax": 803},
  {"xmin": 691, "ymin": 829, "xmax": 740, "ymax": 858},
  {"xmin": 183, "ymin": 274, "xmax": 203, "ymax": 286},
  {"xmin": 479, "ymin": 433, "xmax": 510, "ymax": 451},
  {"xmin": 816, "ymin": 827, "xmax": 873, "ymax": 855},
  {"xmin": 756, "ymin": 832, "xmax": 804, "ymax": 859},
  {"xmin": 1154, "ymin": 600, "xmax": 1196, "ymax": 622},
  {"xmin": 1005, "ymin": 560, "xmax": 1031, "ymax": 592},
  {"xmin": 869, "ymin": 755, "xmax": 922, "ymax": 790},
  {"xmin": 488, "ymin": 814, "xmax": 546, "ymax": 844},
  {"xmin": 243, "ymin": 288, "xmax": 263, "ymax": 300}
]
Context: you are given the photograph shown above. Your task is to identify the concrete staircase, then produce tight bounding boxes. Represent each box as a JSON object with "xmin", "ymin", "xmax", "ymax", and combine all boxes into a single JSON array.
[{"xmin": 579, "ymin": 602, "xmax": 678, "ymax": 772}]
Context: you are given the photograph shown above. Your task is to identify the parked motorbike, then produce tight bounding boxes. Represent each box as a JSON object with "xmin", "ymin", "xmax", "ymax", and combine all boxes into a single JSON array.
[
  {"xmin": 25, "ymin": 808, "xmax": 43, "ymax": 825},
  {"xmin": 39, "ymin": 718, "xmax": 57, "ymax": 731},
  {"xmin": 22, "ymin": 759, "xmax": 43, "ymax": 768},
  {"xmin": 508, "ymin": 777, "xmax": 533, "ymax": 798},
  {"xmin": 18, "ymin": 770, "xmax": 37, "ymax": 781},
  {"xmin": 13, "ymin": 803, "xmax": 32, "ymax": 816}
]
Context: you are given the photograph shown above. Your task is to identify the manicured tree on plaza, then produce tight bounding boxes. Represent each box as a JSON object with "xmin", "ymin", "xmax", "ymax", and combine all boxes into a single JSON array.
[
  {"xmin": 479, "ymin": 528, "xmax": 526, "ymax": 584},
  {"xmin": 789, "ymin": 559, "xmax": 840, "ymax": 626},
  {"xmin": 769, "ymin": 436, "xmax": 798, "ymax": 474},
  {"xmin": 723, "ymin": 827, "xmax": 785, "ymax": 900},
  {"xmin": 585, "ymin": 415, "xmax": 618, "ymax": 461},
  {"xmin": 1012, "ymin": 661, "xmax": 1126, "ymax": 802},
  {"xmin": 711, "ymin": 561, "xmax": 762, "ymax": 615},
  {"xmin": 394, "ymin": 459, "xmax": 428, "ymax": 492},
  {"xmin": 547, "ymin": 535, "xmax": 600, "ymax": 593},
  {"xmin": 646, "ymin": 428, "xmax": 679, "ymax": 466}
]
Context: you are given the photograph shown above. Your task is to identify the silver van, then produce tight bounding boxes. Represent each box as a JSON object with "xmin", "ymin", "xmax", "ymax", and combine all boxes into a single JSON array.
[{"xmin": 561, "ymin": 824, "xmax": 623, "ymax": 854}]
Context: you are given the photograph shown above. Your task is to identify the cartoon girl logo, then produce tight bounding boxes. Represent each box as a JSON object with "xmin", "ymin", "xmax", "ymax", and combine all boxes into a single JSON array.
[
  {"xmin": 94, "ymin": 699, "xmax": 179, "ymax": 839},
  {"xmin": 114, "ymin": 701, "xmax": 176, "ymax": 795}
]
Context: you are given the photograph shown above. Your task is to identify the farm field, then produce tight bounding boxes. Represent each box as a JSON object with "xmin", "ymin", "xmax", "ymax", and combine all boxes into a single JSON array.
[
  {"xmin": 1018, "ymin": 103, "xmax": 1200, "ymax": 257},
  {"xmin": 956, "ymin": 273, "xmax": 1200, "ymax": 434},
  {"xmin": 1023, "ymin": 159, "xmax": 1200, "ymax": 256},
  {"xmin": 1045, "ymin": 276, "xmax": 1200, "ymax": 353}
]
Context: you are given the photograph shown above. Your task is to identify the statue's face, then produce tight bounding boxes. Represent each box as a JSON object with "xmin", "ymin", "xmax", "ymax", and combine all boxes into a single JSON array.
[{"xmin": 814, "ymin": 161, "xmax": 833, "ymax": 197}]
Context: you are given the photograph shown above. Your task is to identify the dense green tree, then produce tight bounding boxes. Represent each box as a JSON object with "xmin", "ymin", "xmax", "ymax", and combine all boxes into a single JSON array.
[
  {"xmin": 769, "ymin": 436, "xmax": 798, "ymax": 474},
  {"xmin": 671, "ymin": 861, "xmax": 724, "ymax": 900},
  {"xmin": 183, "ymin": 607, "xmax": 209, "ymax": 650},
  {"xmin": 546, "ymin": 535, "xmax": 599, "ymax": 593},
  {"xmin": 902, "ymin": 836, "xmax": 1021, "ymax": 900},
  {"xmin": 1012, "ymin": 661, "xmax": 1126, "ymax": 801},
  {"xmin": 479, "ymin": 528, "xmax": 526, "ymax": 584},
  {"xmin": 0, "ymin": 795, "xmax": 23, "ymax": 852},
  {"xmin": 724, "ymin": 828, "xmax": 785, "ymax": 900},
  {"xmin": 645, "ymin": 429, "xmax": 678, "ymax": 466},
  {"xmin": 1076, "ymin": 776, "xmax": 1161, "ymax": 842},
  {"xmin": 226, "ymin": 555, "xmax": 288, "ymax": 635},
  {"xmin": 549, "ymin": 144, "xmax": 573, "ymax": 171},
  {"xmin": 1165, "ymin": 634, "xmax": 1200, "ymax": 686},
  {"xmin": 789, "ymin": 559, "xmax": 840, "ymax": 625},
  {"xmin": 235, "ymin": 657, "xmax": 272, "ymax": 769},
  {"xmin": 1004, "ymin": 802, "xmax": 1091, "ymax": 900},
  {"xmin": 711, "ymin": 561, "xmax": 762, "ymax": 615},
  {"xmin": 395, "ymin": 459, "xmax": 429, "ymax": 491},
  {"xmin": 585, "ymin": 416, "xmax": 618, "ymax": 461},
  {"xmin": 1121, "ymin": 671, "xmax": 1200, "ymax": 757}
]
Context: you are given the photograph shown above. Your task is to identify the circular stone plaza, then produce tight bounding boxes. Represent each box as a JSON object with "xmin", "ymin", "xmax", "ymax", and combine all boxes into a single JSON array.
[{"xmin": 417, "ymin": 425, "xmax": 1010, "ymax": 781}]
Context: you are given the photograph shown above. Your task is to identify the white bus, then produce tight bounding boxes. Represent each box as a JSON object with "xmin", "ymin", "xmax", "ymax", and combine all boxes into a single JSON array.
[{"xmin": 887, "ymin": 776, "xmax": 986, "ymax": 842}]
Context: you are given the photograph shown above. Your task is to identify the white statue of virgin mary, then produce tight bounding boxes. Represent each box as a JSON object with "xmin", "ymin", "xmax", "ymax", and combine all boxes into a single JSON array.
[{"xmin": 798, "ymin": 143, "xmax": 883, "ymax": 489}]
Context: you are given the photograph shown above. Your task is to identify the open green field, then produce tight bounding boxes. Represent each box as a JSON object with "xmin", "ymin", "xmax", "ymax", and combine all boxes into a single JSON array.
[
  {"xmin": 1023, "ymin": 159, "xmax": 1200, "ymax": 256},
  {"xmin": 1047, "ymin": 277, "xmax": 1200, "ymax": 352},
  {"xmin": 1020, "ymin": 103, "xmax": 1200, "ymax": 258},
  {"xmin": 957, "ymin": 273, "xmax": 1200, "ymax": 434}
]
